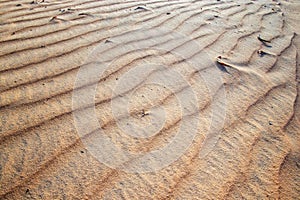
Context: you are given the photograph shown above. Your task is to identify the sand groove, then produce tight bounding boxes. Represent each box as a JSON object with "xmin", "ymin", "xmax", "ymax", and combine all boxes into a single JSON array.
[{"xmin": 0, "ymin": 0, "xmax": 299, "ymax": 199}]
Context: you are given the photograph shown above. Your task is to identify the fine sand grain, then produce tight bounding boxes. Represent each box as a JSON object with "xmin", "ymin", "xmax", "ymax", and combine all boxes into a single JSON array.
[{"xmin": 0, "ymin": 0, "xmax": 299, "ymax": 199}]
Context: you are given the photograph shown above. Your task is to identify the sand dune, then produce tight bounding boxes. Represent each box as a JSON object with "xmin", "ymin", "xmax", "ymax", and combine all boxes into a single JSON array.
[{"xmin": 0, "ymin": 0, "xmax": 299, "ymax": 199}]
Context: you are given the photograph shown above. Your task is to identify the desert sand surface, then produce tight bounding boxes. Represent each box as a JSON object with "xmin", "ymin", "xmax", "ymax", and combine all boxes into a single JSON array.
[{"xmin": 0, "ymin": 0, "xmax": 299, "ymax": 199}]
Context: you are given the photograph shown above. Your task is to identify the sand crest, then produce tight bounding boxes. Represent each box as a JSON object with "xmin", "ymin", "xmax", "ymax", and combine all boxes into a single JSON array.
[{"xmin": 0, "ymin": 0, "xmax": 299, "ymax": 199}]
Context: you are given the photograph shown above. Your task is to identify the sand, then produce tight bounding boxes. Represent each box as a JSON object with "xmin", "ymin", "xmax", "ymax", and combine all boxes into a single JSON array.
[{"xmin": 0, "ymin": 0, "xmax": 299, "ymax": 199}]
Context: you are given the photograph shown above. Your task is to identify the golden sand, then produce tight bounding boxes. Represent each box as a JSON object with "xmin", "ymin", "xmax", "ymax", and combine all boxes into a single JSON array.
[{"xmin": 0, "ymin": 0, "xmax": 299, "ymax": 199}]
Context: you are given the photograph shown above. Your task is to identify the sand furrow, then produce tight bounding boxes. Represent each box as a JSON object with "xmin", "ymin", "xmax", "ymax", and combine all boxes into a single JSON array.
[{"xmin": 0, "ymin": 0, "xmax": 299, "ymax": 199}]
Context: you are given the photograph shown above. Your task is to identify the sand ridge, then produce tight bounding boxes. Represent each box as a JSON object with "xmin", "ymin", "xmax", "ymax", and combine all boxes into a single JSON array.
[{"xmin": 0, "ymin": 0, "xmax": 299, "ymax": 199}]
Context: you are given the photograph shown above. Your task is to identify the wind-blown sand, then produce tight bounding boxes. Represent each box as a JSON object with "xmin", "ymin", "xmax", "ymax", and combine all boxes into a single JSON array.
[{"xmin": 0, "ymin": 0, "xmax": 299, "ymax": 199}]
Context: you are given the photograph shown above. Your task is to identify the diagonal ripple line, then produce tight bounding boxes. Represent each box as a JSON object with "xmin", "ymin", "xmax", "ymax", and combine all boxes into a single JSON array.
[{"xmin": 72, "ymin": 25, "xmax": 227, "ymax": 173}]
